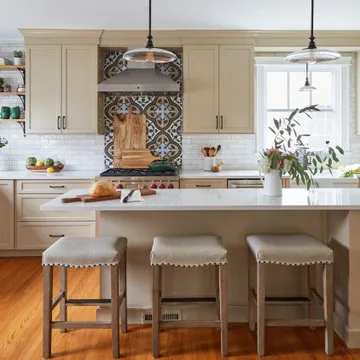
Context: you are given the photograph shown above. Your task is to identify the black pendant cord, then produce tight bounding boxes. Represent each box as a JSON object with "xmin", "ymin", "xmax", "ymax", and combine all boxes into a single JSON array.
[
  {"xmin": 307, "ymin": 0, "xmax": 317, "ymax": 49},
  {"xmin": 304, "ymin": 62, "xmax": 310, "ymax": 86},
  {"xmin": 145, "ymin": 0, "xmax": 154, "ymax": 48}
]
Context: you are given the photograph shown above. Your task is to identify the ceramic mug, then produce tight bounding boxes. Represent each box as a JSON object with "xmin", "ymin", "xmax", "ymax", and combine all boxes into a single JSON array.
[
  {"xmin": 1, "ymin": 106, "xmax": 10, "ymax": 119},
  {"xmin": 10, "ymin": 106, "xmax": 20, "ymax": 119}
]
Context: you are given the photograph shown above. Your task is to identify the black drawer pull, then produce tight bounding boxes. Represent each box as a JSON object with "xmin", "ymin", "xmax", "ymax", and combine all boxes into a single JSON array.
[
  {"xmin": 49, "ymin": 185, "xmax": 65, "ymax": 189},
  {"xmin": 195, "ymin": 184, "xmax": 211, "ymax": 188},
  {"xmin": 49, "ymin": 234, "xmax": 64, "ymax": 238}
]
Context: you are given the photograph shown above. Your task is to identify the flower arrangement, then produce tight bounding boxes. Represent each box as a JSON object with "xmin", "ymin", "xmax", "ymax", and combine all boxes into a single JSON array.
[
  {"xmin": 259, "ymin": 105, "xmax": 344, "ymax": 190},
  {"xmin": 0, "ymin": 136, "xmax": 8, "ymax": 149}
]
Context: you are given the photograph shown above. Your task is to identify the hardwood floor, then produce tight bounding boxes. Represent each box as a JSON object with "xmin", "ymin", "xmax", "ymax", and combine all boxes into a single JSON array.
[{"xmin": 1, "ymin": 257, "xmax": 360, "ymax": 360}]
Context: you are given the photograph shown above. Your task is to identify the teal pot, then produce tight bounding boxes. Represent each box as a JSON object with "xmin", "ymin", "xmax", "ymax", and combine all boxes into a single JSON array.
[
  {"xmin": 10, "ymin": 106, "xmax": 20, "ymax": 119},
  {"xmin": 1, "ymin": 111, "xmax": 10, "ymax": 119}
]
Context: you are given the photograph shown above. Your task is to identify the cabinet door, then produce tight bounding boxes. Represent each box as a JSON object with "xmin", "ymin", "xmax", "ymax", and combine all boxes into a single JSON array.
[
  {"xmin": 219, "ymin": 45, "xmax": 254, "ymax": 133},
  {"xmin": 0, "ymin": 181, "xmax": 14, "ymax": 249},
  {"xmin": 61, "ymin": 45, "xmax": 98, "ymax": 134},
  {"xmin": 183, "ymin": 45, "xmax": 219, "ymax": 133},
  {"xmin": 26, "ymin": 45, "xmax": 62, "ymax": 134}
]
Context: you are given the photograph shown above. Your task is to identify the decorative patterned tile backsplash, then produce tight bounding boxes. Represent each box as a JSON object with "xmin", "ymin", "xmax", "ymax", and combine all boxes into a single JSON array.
[{"xmin": 102, "ymin": 49, "xmax": 183, "ymax": 169}]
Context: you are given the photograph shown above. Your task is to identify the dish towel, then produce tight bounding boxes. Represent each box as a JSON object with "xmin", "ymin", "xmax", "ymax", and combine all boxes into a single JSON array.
[{"xmin": 121, "ymin": 189, "xmax": 144, "ymax": 203}]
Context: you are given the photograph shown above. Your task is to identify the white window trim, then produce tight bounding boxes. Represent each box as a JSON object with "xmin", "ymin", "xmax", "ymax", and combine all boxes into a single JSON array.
[{"xmin": 255, "ymin": 57, "xmax": 351, "ymax": 152}]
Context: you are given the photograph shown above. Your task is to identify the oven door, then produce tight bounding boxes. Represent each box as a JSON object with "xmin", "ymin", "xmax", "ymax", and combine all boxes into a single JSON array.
[{"xmin": 227, "ymin": 178, "xmax": 263, "ymax": 188}]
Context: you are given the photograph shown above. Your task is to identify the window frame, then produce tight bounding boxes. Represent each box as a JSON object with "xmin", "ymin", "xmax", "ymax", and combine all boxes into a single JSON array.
[{"xmin": 255, "ymin": 56, "xmax": 351, "ymax": 152}]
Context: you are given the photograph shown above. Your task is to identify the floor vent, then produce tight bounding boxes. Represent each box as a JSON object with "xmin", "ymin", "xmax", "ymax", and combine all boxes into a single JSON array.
[{"xmin": 141, "ymin": 310, "xmax": 181, "ymax": 324}]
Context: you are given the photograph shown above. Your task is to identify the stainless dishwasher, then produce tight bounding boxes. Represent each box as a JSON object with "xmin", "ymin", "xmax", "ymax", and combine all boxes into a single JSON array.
[{"xmin": 227, "ymin": 177, "xmax": 263, "ymax": 188}]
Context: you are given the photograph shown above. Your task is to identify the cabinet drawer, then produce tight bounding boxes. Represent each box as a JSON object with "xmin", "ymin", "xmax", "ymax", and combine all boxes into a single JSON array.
[
  {"xmin": 16, "ymin": 180, "xmax": 93, "ymax": 194},
  {"xmin": 180, "ymin": 179, "xmax": 227, "ymax": 188},
  {"xmin": 16, "ymin": 195, "xmax": 95, "ymax": 222},
  {"xmin": 16, "ymin": 222, "xmax": 96, "ymax": 249}
]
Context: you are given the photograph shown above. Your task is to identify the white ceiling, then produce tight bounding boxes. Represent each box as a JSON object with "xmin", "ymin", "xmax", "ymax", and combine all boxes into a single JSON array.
[{"xmin": 3, "ymin": 0, "xmax": 360, "ymax": 42}]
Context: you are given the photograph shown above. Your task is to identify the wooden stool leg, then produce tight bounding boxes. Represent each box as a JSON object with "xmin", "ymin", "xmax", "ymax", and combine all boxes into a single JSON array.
[
  {"xmin": 323, "ymin": 263, "xmax": 334, "ymax": 355},
  {"xmin": 43, "ymin": 266, "xmax": 53, "ymax": 359},
  {"xmin": 307, "ymin": 265, "xmax": 316, "ymax": 330},
  {"xmin": 248, "ymin": 249, "xmax": 255, "ymax": 331},
  {"xmin": 152, "ymin": 266, "xmax": 161, "ymax": 358},
  {"xmin": 257, "ymin": 262, "xmax": 265, "ymax": 357},
  {"xmin": 219, "ymin": 264, "xmax": 228, "ymax": 357},
  {"xmin": 120, "ymin": 251, "xmax": 127, "ymax": 334},
  {"xmin": 59, "ymin": 266, "xmax": 67, "ymax": 333},
  {"xmin": 215, "ymin": 265, "xmax": 220, "ymax": 327},
  {"xmin": 111, "ymin": 264, "xmax": 120, "ymax": 358}
]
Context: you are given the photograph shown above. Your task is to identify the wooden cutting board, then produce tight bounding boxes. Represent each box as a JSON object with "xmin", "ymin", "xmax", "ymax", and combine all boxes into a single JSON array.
[
  {"xmin": 121, "ymin": 149, "xmax": 161, "ymax": 169},
  {"xmin": 114, "ymin": 107, "xmax": 147, "ymax": 168}
]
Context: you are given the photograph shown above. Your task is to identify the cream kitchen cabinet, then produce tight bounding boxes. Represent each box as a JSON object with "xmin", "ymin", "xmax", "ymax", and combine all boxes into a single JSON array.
[
  {"xmin": 0, "ymin": 181, "xmax": 14, "ymax": 249},
  {"xmin": 183, "ymin": 44, "xmax": 254, "ymax": 134},
  {"xmin": 26, "ymin": 44, "xmax": 98, "ymax": 134},
  {"xmin": 15, "ymin": 180, "xmax": 95, "ymax": 249}
]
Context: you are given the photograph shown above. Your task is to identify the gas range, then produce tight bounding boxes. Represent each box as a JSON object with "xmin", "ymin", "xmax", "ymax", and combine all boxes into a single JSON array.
[{"xmin": 98, "ymin": 168, "xmax": 180, "ymax": 189}]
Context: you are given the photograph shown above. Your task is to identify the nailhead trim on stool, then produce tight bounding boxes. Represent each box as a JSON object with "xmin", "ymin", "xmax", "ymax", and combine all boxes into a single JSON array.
[{"xmin": 150, "ymin": 235, "xmax": 228, "ymax": 357}]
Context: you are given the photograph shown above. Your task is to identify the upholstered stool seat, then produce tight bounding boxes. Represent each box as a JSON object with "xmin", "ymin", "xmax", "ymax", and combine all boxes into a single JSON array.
[
  {"xmin": 246, "ymin": 234, "xmax": 334, "ymax": 265},
  {"xmin": 42, "ymin": 236, "xmax": 128, "ymax": 359},
  {"xmin": 42, "ymin": 236, "xmax": 127, "ymax": 267},
  {"xmin": 246, "ymin": 233, "xmax": 334, "ymax": 357},
  {"xmin": 151, "ymin": 235, "xmax": 228, "ymax": 267},
  {"xmin": 151, "ymin": 235, "xmax": 228, "ymax": 357}
]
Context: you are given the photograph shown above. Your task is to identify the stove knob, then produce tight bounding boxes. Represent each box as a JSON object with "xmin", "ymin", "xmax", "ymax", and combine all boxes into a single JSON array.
[
  {"xmin": 167, "ymin": 183, "xmax": 174, "ymax": 189},
  {"xmin": 151, "ymin": 184, "xmax": 158, "ymax": 189},
  {"xmin": 159, "ymin": 184, "xmax": 166, "ymax": 189},
  {"xmin": 116, "ymin": 184, "xmax": 123, "ymax": 189}
]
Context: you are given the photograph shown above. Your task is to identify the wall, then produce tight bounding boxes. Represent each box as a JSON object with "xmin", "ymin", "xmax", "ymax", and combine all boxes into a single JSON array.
[{"xmin": 0, "ymin": 42, "xmax": 104, "ymax": 171}]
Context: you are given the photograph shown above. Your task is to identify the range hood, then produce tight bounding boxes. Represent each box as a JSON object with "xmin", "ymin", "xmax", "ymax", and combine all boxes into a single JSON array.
[{"xmin": 98, "ymin": 59, "xmax": 179, "ymax": 93}]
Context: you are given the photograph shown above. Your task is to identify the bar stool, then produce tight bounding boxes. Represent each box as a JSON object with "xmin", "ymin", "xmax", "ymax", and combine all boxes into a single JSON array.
[
  {"xmin": 42, "ymin": 236, "xmax": 128, "ymax": 359},
  {"xmin": 150, "ymin": 235, "xmax": 228, "ymax": 358},
  {"xmin": 246, "ymin": 234, "xmax": 334, "ymax": 356}
]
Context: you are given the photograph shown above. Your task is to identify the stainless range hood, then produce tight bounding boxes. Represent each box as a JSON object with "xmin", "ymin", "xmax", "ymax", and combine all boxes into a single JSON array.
[{"xmin": 98, "ymin": 59, "xmax": 179, "ymax": 93}]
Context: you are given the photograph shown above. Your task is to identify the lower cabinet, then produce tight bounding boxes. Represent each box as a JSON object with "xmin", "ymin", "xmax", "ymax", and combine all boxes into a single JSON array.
[
  {"xmin": 16, "ymin": 222, "xmax": 96, "ymax": 250},
  {"xmin": 0, "ymin": 181, "xmax": 14, "ymax": 250},
  {"xmin": 180, "ymin": 179, "xmax": 227, "ymax": 188},
  {"xmin": 15, "ymin": 179, "xmax": 95, "ymax": 250}
]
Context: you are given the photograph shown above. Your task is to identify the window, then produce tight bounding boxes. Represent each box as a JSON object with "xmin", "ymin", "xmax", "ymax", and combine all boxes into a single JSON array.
[{"xmin": 256, "ymin": 57, "xmax": 351, "ymax": 151}]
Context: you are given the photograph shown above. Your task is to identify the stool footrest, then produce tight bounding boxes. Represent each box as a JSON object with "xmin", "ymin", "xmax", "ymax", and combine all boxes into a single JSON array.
[
  {"xmin": 66, "ymin": 299, "xmax": 111, "ymax": 306},
  {"xmin": 51, "ymin": 321, "xmax": 111, "ymax": 329},
  {"xmin": 266, "ymin": 319, "xmax": 325, "ymax": 327},
  {"xmin": 162, "ymin": 297, "xmax": 216, "ymax": 306},
  {"xmin": 161, "ymin": 320, "xmax": 220, "ymax": 329},
  {"xmin": 251, "ymin": 289, "xmax": 310, "ymax": 306}
]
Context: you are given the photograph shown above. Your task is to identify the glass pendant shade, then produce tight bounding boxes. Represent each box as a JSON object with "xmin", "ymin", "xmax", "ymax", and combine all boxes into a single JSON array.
[
  {"xmin": 123, "ymin": 0, "xmax": 177, "ymax": 64},
  {"xmin": 123, "ymin": 47, "xmax": 176, "ymax": 63},
  {"xmin": 285, "ymin": 47, "xmax": 341, "ymax": 64},
  {"xmin": 284, "ymin": 0, "xmax": 341, "ymax": 64}
]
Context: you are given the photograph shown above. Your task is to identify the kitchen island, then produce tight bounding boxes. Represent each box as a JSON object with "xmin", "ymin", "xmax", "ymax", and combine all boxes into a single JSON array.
[{"xmin": 41, "ymin": 188, "xmax": 360, "ymax": 348}]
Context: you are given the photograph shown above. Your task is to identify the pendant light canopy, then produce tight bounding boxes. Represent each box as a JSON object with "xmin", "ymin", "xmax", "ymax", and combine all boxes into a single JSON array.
[
  {"xmin": 300, "ymin": 63, "xmax": 317, "ymax": 92},
  {"xmin": 285, "ymin": 0, "xmax": 341, "ymax": 64},
  {"xmin": 123, "ymin": 0, "xmax": 176, "ymax": 63}
]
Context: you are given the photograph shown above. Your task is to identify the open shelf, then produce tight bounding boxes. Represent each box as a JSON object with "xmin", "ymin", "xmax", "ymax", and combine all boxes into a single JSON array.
[
  {"xmin": 0, "ymin": 92, "xmax": 25, "ymax": 96},
  {"xmin": 0, "ymin": 119, "xmax": 25, "ymax": 123},
  {"xmin": 0, "ymin": 65, "xmax": 25, "ymax": 70}
]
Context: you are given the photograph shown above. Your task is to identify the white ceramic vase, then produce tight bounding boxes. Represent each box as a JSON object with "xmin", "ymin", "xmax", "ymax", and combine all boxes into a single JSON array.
[
  {"xmin": 13, "ymin": 57, "xmax": 22, "ymax": 65},
  {"xmin": 260, "ymin": 169, "xmax": 283, "ymax": 196}
]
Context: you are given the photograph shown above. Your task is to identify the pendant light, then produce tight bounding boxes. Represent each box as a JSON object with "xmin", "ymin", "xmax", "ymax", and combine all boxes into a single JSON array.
[
  {"xmin": 300, "ymin": 63, "xmax": 316, "ymax": 91},
  {"xmin": 285, "ymin": 0, "xmax": 341, "ymax": 64},
  {"xmin": 123, "ymin": 0, "xmax": 176, "ymax": 63}
]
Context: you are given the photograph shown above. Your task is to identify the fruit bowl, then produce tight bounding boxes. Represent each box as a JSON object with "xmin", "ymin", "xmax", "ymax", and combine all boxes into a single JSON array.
[{"xmin": 26, "ymin": 165, "xmax": 64, "ymax": 173}]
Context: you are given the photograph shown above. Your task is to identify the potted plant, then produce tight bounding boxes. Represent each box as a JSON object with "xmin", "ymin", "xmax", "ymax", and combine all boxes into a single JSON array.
[
  {"xmin": 13, "ymin": 50, "xmax": 23, "ymax": 65},
  {"xmin": 0, "ymin": 78, "xmax": 4, "ymax": 92},
  {"xmin": 259, "ymin": 105, "xmax": 344, "ymax": 194},
  {"xmin": 3, "ymin": 82, "xmax": 11, "ymax": 92},
  {"xmin": 0, "ymin": 136, "xmax": 8, "ymax": 149}
]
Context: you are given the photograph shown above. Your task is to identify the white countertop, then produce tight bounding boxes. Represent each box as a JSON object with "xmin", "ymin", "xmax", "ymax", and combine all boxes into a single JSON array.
[
  {"xmin": 40, "ymin": 188, "xmax": 360, "ymax": 211},
  {"xmin": 0, "ymin": 170, "xmax": 101, "ymax": 180}
]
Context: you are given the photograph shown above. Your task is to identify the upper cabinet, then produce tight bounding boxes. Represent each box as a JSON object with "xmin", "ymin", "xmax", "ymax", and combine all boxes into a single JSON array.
[
  {"xmin": 26, "ymin": 44, "xmax": 98, "ymax": 134},
  {"xmin": 183, "ymin": 44, "xmax": 254, "ymax": 134}
]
